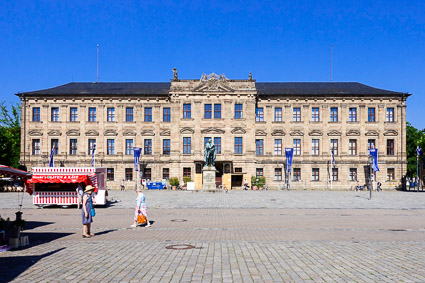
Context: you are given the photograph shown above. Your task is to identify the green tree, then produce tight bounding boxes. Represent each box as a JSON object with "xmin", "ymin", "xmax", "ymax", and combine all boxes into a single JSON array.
[
  {"xmin": 406, "ymin": 122, "xmax": 424, "ymax": 177},
  {"xmin": 0, "ymin": 102, "xmax": 21, "ymax": 168}
]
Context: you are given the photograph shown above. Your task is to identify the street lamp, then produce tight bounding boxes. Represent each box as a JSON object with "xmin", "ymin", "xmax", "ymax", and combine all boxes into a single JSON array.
[{"xmin": 368, "ymin": 154, "xmax": 373, "ymax": 200}]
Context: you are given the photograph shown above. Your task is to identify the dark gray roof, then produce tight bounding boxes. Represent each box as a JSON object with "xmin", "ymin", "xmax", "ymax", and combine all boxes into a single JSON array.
[
  {"xmin": 18, "ymin": 82, "xmax": 171, "ymax": 96},
  {"xmin": 256, "ymin": 82, "xmax": 408, "ymax": 96},
  {"xmin": 17, "ymin": 81, "xmax": 409, "ymax": 97}
]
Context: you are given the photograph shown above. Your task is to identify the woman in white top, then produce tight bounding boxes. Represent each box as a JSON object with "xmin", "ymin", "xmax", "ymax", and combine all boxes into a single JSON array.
[{"xmin": 131, "ymin": 187, "xmax": 151, "ymax": 227}]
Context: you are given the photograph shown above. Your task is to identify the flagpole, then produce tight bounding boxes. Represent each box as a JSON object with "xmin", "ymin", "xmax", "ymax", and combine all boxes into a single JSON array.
[
  {"xmin": 417, "ymin": 146, "xmax": 419, "ymax": 192},
  {"xmin": 330, "ymin": 147, "xmax": 333, "ymax": 190}
]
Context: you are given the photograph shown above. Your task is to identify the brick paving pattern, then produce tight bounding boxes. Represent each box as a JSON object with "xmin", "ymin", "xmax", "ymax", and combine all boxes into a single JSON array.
[{"xmin": 1, "ymin": 190, "xmax": 425, "ymax": 282}]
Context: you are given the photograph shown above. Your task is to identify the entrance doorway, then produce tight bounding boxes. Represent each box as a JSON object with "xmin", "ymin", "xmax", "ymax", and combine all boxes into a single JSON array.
[{"xmin": 215, "ymin": 161, "xmax": 223, "ymax": 187}]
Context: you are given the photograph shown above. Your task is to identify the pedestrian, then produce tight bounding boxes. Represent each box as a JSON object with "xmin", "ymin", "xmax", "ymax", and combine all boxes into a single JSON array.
[
  {"xmin": 131, "ymin": 187, "xmax": 151, "ymax": 228},
  {"xmin": 377, "ymin": 181, "xmax": 382, "ymax": 192},
  {"xmin": 120, "ymin": 179, "xmax": 125, "ymax": 191},
  {"xmin": 355, "ymin": 180, "xmax": 360, "ymax": 191},
  {"xmin": 243, "ymin": 178, "xmax": 249, "ymax": 190},
  {"xmin": 75, "ymin": 182, "xmax": 84, "ymax": 209},
  {"xmin": 82, "ymin": 185, "xmax": 95, "ymax": 238}
]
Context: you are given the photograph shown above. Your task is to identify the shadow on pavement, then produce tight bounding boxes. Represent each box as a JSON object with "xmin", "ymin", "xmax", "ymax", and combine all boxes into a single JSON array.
[
  {"xmin": 0, "ymin": 248, "xmax": 65, "ymax": 282},
  {"xmin": 24, "ymin": 221, "xmax": 54, "ymax": 230},
  {"xmin": 19, "ymin": 232, "xmax": 73, "ymax": 249},
  {"xmin": 94, "ymin": 229, "xmax": 118, "ymax": 236}
]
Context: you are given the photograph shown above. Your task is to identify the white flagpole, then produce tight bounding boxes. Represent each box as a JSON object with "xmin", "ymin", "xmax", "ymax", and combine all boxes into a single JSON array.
[{"xmin": 330, "ymin": 147, "xmax": 333, "ymax": 190}]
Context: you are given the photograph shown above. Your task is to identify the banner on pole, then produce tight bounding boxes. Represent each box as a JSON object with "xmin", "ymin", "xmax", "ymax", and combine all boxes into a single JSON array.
[
  {"xmin": 417, "ymin": 146, "xmax": 422, "ymax": 156},
  {"xmin": 48, "ymin": 147, "xmax": 55, "ymax": 167},
  {"xmin": 91, "ymin": 144, "xmax": 96, "ymax": 167},
  {"xmin": 285, "ymin": 148, "xmax": 294, "ymax": 173},
  {"xmin": 134, "ymin": 147, "xmax": 142, "ymax": 171},
  {"xmin": 369, "ymin": 148, "xmax": 379, "ymax": 172},
  {"xmin": 331, "ymin": 149, "xmax": 335, "ymax": 168}
]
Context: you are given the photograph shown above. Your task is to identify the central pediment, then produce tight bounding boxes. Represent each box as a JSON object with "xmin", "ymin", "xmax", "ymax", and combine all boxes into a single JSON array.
[{"xmin": 192, "ymin": 73, "xmax": 234, "ymax": 92}]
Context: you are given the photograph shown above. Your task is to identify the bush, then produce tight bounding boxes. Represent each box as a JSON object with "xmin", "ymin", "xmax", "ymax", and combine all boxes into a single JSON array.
[
  {"xmin": 183, "ymin": 177, "xmax": 192, "ymax": 184},
  {"xmin": 251, "ymin": 176, "xmax": 266, "ymax": 187},
  {"xmin": 169, "ymin": 177, "xmax": 179, "ymax": 186}
]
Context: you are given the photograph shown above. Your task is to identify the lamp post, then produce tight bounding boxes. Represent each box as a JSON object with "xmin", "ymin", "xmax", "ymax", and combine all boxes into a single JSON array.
[{"xmin": 368, "ymin": 154, "xmax": 373, "ymax": 200}]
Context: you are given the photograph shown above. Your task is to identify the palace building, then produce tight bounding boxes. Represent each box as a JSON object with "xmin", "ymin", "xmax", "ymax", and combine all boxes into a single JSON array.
[{"xmin": 17, "ymin": 71, "xmax": 410, "ymax": 190}]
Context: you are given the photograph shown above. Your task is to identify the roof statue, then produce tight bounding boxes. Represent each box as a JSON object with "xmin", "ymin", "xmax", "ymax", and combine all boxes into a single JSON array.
[{"xmin": 172, "ymin": 68, "xmax": 178, "ymax": 81}]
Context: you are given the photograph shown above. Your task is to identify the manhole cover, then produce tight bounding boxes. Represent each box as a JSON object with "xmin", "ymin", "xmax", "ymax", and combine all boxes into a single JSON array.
[
  {"xmin": 171, "ymin": 219, "xmax": 188, "ymax": 222},
  {"xmin": 389, "ymin": 229, "xmax": 407, "ymax": 232},
  {"xmin": 166, "ymin": 244, "xmax": 195, "ymax": 250}
]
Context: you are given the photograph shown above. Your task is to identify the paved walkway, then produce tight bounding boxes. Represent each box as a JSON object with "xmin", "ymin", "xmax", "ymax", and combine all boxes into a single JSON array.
[{"xmin": 1, "ymin": 190, "xmax": 425, "ymax": 282}]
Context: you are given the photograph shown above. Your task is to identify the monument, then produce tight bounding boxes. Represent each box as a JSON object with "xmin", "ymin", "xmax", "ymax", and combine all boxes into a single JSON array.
[{"xmin": 202, "ymin": 139, "xmax": 216, "ymax": 190}]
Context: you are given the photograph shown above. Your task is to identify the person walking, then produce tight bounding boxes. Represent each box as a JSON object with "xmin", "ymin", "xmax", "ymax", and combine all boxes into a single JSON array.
[
  {"xmin": 377, "ymin": 181, "xmax": 382, "ymax": 192},
  {"xmin": 131, "ymin": 187, "xmax": 151, "ymax": 228},
  {"xmin": 76, "ymin": 182, "xmax": 84, "ymax": 209},
  {"xmin": 120, "ymin": 179, "xmax": 125, "ymax": 191},
  {"xmin": 82, "ymin": 185, "xmax": 95, "ymax": 238}
]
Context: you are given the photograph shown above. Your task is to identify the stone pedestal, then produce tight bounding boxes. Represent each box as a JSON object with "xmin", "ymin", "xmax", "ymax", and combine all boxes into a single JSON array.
[{"xmin": 202, "ymin": 166, "xmax": 216, "ymax": 190}]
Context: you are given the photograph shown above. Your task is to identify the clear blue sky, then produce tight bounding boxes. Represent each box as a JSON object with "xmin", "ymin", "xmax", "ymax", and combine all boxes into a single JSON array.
[{"xmin": 1, "ymin": 1, "xmax": 424, "ymax": 128}]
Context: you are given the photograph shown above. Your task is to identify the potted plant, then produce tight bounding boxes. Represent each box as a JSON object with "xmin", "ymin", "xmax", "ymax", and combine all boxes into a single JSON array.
[
  {"xmin": 258, "ymin": 177, "xmax": 266, "ymax": 190},
  {"xmin": 251, "ymin": 176, "xmax": 258, "ymax": 190},
  {"xmin": 169, "ymin": 177, "xmax": 179, "ymax": 190}
]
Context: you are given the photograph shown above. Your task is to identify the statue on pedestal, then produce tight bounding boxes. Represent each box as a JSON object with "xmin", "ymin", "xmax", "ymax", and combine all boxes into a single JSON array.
[{"xmin": 203, "ymin": 139, "xmax": 216, "ymax": 167}]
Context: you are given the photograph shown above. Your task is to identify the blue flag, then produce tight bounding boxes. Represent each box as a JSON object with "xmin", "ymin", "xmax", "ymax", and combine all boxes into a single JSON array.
[
  {"xmin": 331, "ymin": 149, "xmax": 335, "ymax": 168},
  {"xmin": 369, "ymin": 148, "xmax": 379, "ymax": 172},
  {"xmin": 91, "ymin": 144, "xmax": 96, "ymax": 167},
  {"xmin": 133, "ymin": 147, "xmax": 142, "ymax": 171},
  {"xmin": 285, "ymin": 148, "xmax": 294, "ymax": 173},
  {"xmin": 48, "ymin": 147, "xmax": 55, "ymax": 167},
  {"xmin": 417, "ymin": 146, "xmax": 422, "ymax": 156}
]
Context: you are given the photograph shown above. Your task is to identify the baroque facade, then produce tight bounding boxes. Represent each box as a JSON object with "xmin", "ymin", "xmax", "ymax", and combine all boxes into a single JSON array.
[{"xmin": 17, "ymin": 71, "xmax": 409, "ymax": 190}]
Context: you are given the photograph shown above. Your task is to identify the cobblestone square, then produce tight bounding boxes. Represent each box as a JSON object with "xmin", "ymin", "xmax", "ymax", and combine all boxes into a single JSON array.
[{"xmin": 1, "ymin": 190, "xmax": 425, "ymax": 282}]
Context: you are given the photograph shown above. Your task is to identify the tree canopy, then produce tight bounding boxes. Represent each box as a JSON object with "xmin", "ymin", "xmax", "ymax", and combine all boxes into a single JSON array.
[
  {"xmin": 0, "ymin": 102, "xmax": 21, "ymax": 168},
  {"xmin": 406, "ymin": 122, "xmax": 425, "ymax": 177}
]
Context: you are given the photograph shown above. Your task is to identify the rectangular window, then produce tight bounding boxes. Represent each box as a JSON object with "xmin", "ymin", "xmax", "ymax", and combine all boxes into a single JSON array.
[
  {"xmin": 256, "ymin": 139, "xmax": 264, "ymax": 156},
  {"xmin": 386, "ymin": 108, "xmax": 394, "ymax": 122},
  {"xmin": 204, "ymin": 104, "xmax": 212, "ymax": 119},
  {"xmin": 88, "ymin": 139, "xmax": 96, "ymax": 155},
  {"xmin": 330, "ymin": 139, "xmax": 338, "ymax": 155},
  {"xmin": 387, "ymin": 168, "xmax": 395, "ymax": 181},
  {"xmin": 235, "ymin": 167, "xmax": 242, "ymax": 173},
  {"xmin": 330, "ymin": 107, "xmax": 338, "ymax": 122},
  {"xmin": 274, "ymin": 139, "xmax": 282, "ymax": 155},
  {"xmin": 126, "ymin": 107, "xmax": 134, "ymax": 122},
  {"xmin": 312, "ymin": 168, "xmax": 319, "ymax": 181},
  {"xmin": 162, "ymin": 168, "xmax": 170, "ymax": 180},
  {"xmin": 274, "ymin": 107, "xmax": 282, "ymax": 122},
  {"xmin": 312, "ymin": 107, "xmax": 320, "ymax": 122},
  {"xmin": 107, "ymin": 139, "xmax": 115, "ymax": 155},
  {"xmin": 32, "ymin": 139, "xmax": 40, "ymax": 155},
  {"xmin": 144, "ymin": 168, "xmax": 151, "ymax": 180},
  {"xmin": 256, "ymin": 168, "xmax": 263, "ymax": 177},
  {"xmin": 144, "ymin": 139, "xmax": 152, "ymax": 155},
  {"xmin": 70, "ymin": 107, "xmax": 78, "ymax": 122},
  {"xmin": 312, "ymin": 139, "xmax": 320, "ymax": 156},
  {"xmin": 51, "ymin": 107, "xmax": 59, "ymax": 122},
  {"xmin": 88, "ymin": 107, "xmax": 96, "ymax": 122},
  {"xmin": 163, "ymin": 107, "xmax": 171, "ymax": 122},
  {"xmin": 107, "ymin": 107, "xmax": 115, "ymax": 122},
  {"xmin": 293, "ymin": 139, "xmax": 301, "ymax": 156},
  {"xmin": 183, "ymin": 167, "xmax": 191, "ymax": 178},
  {"xmin": 214, "ymin": 104, "xmax": 222, "ymax": 119},
  {"xmin": 144, "ymin": 107, "xmax": 152, "ymax": 122},
  {"xmin": 349, "ymin": 108, "xmax": 357, "ymax": 122},
  {"xmin": 368, "ymin": 139, "xmax": 376, "ymax": 150},
  {"xmin": 51, "ymin": 139, "xmax": 59, "ymax": 155},
  {"xmin": 349, "ymin": 168, "xmax": 357, "ymax": 181},
  {"xmin": 332, "ymin": 168, "xmax": 338, "ymax": 181},
  {"xmin": 70, "ymin": 139, "xmax": 78, "ymax": 155},
  {"xmin": 293, "ymin": 107, "xmax": 301, "ymax": 122},
  {"xmin": 349, "ymin": 139, "xmax": 357, "ymax": 155},
  {"xmin": 183, "ymin": 104, "xmax": 191, "ymax": 119},
  {"xmin": 32, "ymin": 107, "xmax": 40, "ymax": 122},
  {"xmin": 235, "ymin": 104, "xmax": 243, "ymax": 119},
  {"xmin": 125, "ymin": 139, "xmax": 134, "ymax": 155},
  {"xmin": 107, "ymin": 168, "xmax": 114, "ymax": 181},
  {"xmin": 387, "ymin": 139, "xmax": 395, "ymax": 155},
  {"xmin": 125, "ymin": 168, "xmax": 133, "ymax": 181},
  {"xmin": 274, "ymin": 168, "xmax": 283, "ymax": 181},
  {"xmin": 293, "ymin": 168, "xmax": 301, "ymax": 181},
  {"xmin": 214, "ymin": 137, "xmax": 221, "ymax": 154},
  {"xmin": 368, "ymin": 108, "xmax": 375, "ymax": 122},
  {"xmin": 256, "ymin": 107, "xmax": 264, "ymax": 122},
  {"xmin": 235, "ymin": 137, "xmax": 243, "ymax": 154},
  {"xmin": 163, "ymin": 139, "xmax": 171, "ymax": 155},
  {"xmin": 183, "ymin": 137, "xmax": 191, "ymax": 154}
]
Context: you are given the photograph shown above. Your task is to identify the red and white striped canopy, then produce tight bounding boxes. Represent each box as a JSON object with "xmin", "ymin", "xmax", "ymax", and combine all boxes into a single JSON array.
[{"xmin": 0, "ymin": 165, "xmax": 32, "ymax": 179}]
